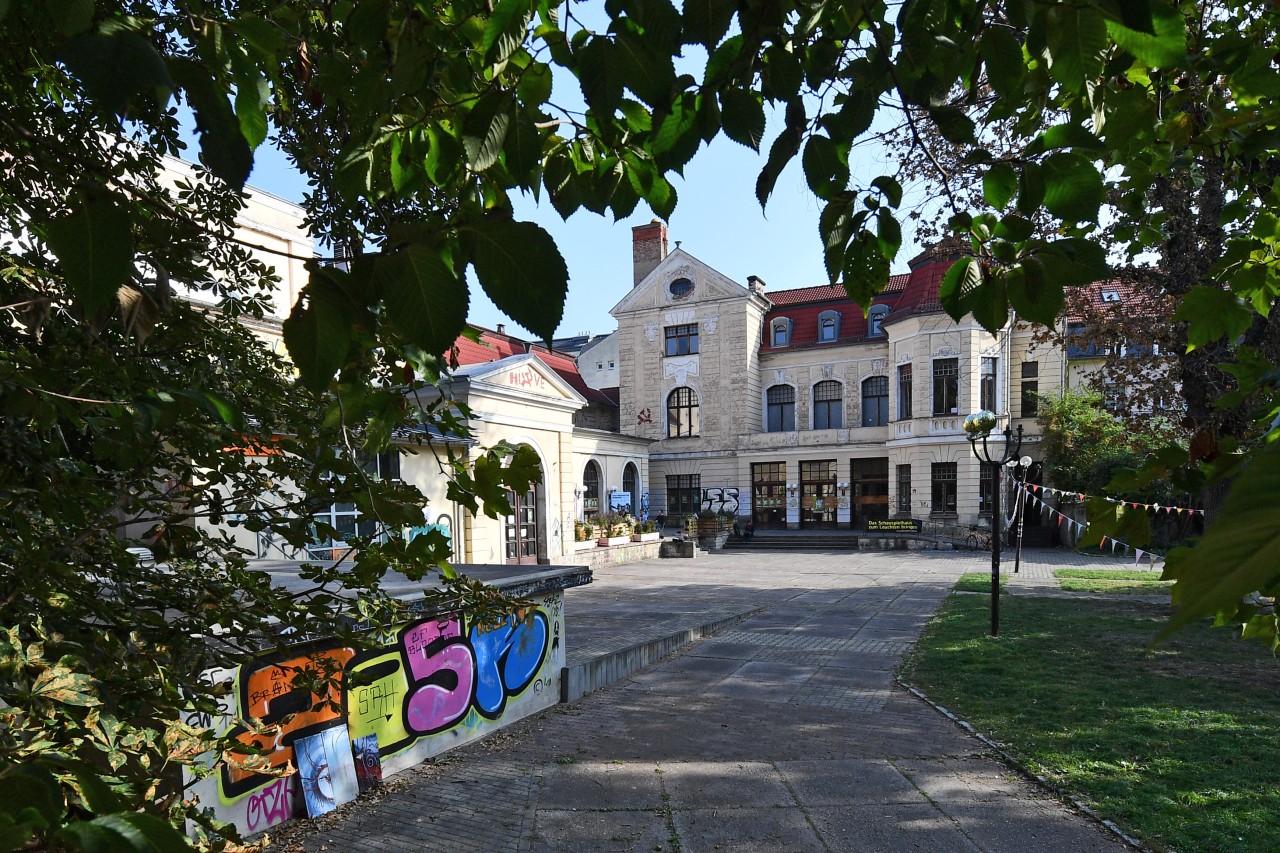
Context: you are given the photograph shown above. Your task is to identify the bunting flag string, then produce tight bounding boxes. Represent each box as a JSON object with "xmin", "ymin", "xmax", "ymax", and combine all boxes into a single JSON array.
[
  {"xmin": 1026, "ymin": 482, "xmax": 1203, "ymax": 515},
  {"xmin": 1013, "ymin": 483, "xmax": 1163, "ymax": 566}
]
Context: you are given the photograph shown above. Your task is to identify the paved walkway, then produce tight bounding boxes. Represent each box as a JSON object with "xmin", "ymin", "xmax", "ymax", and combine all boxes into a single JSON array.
[{"xmin": 273, "ymin": 548, "xmax": 1142, "ymax": 852}]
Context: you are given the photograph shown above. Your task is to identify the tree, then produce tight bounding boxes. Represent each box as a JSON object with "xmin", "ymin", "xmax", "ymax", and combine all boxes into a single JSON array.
[{"xmin": 4, "ymin": 0, "xmax": 1280, "ymax": 844}]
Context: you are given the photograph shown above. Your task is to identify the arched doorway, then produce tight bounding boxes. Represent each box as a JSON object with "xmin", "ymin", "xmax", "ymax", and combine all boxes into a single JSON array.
[
  {"xmin": 583, "ymin": 460, "xmax": 601, "ymax": 520},
  {"xmin": 623, "ymin": 463, "xmax": 639, "ymax": 516},
  {"xmin": 504, "ymin": 449, "xmax": 545, "ymax": 565}
]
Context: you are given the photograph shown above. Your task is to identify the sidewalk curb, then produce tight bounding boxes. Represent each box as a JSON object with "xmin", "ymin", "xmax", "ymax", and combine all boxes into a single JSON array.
[
  {"xmin": 897, "ymin": 678, "xmax": 1150, "ymax": 851},
  {"xmin": 561, "ymin": 608, "xmax": 762, "ymax": 702}
]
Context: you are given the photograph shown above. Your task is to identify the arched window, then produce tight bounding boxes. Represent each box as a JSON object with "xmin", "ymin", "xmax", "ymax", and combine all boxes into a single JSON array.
[
  {"xmin": 818, "ymin": 309, "xmax": 841, "ymax": 342},
  {"xmin": 813, "ymin": 380, "xmax": 843, "ymax": 429},
  {"xmin": 862, "ymin": 376, "xmax": 889, "ymax": 427},
  {"xmin": 766, "ymin": 384, "xmax": 795, "ymax": 432},
  {"xmin": 771, "ymin": 317, "xmax": 792, "ymax": 347},
  {"xmin": 623, "ymin": 463, "xmax": 639, "ymax": 515},
  {"xmin": 667, "ymin": 387, "xmax": 700, "ymax": 437},
  {"xmin": 583, "ymin": 461, "xmax": 601, "ymax": 516},
  {"xmin": 868, "ymin": 304, "xmax": 890, "ymax": 337}
]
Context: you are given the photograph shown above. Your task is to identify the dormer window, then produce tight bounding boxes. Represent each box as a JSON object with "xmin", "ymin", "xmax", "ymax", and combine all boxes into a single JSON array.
[
  {"xmin": 771, "ymin": 318, "xmax": 792, "ymax": 347},
  {"xmin": 818, "ymin": 309, "xmax": 841, "ymax": 342},
  {"xmin": 868, "ymin": 304, "xmax": 890, "ymax": 337},
  {"xmin": 1101, "ymin": 289, "xmax": 1121, "ymax": 303}
]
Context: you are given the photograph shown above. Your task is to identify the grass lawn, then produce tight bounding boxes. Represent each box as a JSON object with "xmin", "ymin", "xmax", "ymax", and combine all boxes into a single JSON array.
[
  {"xmin": 901, "ymin": 594, "xmax": 1280, "ymax": 852},
  {"xmin": 1054, "ymin": 568, "xmax": 1172, "ymax": 596},
  {"xmin": 955, "ymin": 571, "xmax": 1008, "ymax": 593}
]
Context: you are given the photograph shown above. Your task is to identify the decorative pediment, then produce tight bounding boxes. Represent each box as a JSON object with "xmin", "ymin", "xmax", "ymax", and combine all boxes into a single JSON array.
[
  {"xmin": 610, "ymin": 249, "xmax": 752, "ymax": 316},
  {"xmin": 460, "ymin": 354, "xmax": 585, "ymax": 404}
]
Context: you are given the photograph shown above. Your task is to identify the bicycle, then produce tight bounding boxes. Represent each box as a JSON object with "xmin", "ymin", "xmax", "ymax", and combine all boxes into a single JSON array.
[{"xmin": 964, "ymin": 526, "xmax": 992, "ymax": 551}]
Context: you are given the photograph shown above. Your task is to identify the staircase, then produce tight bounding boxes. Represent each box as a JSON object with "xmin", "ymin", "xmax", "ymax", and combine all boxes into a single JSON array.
[{"xmin": 722, "ymin": 532, "xmax": 865, "ymax": 551}]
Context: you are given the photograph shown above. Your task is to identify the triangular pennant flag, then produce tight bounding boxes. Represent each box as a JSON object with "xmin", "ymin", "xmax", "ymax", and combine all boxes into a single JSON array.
[{"xmin": 1134, "ymin": 549, "xmax": 1144, "ymax": 564}]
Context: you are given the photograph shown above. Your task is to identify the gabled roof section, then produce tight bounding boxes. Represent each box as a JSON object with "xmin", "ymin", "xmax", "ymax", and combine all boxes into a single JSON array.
[
  {"xmin": 449, "ymin": 325, "xmax": 617, "ymax": 406},
  {"xmin": 759, "ymin": 276, "xmax": 910, "ymax": 352},
  {"xmin": 451, "ymin": 352, "xmax": 587, "ymax": 404},
  {"xmin": 610, "ymin": 248, "xmax": 750, "ymax": 316},
  {"xmin": 882, "ymin": 240, "xmax": 970, "ymax": 325},
  {"xmin": 1065, "ymin": 278, "xmax": 1170, "ymax": 322}
]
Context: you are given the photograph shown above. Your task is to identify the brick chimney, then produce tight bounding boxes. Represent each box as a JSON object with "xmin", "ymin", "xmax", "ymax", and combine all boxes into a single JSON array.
[{"xmin": 632, "ymin": 219, "xmax": 668, "ymax": 286}]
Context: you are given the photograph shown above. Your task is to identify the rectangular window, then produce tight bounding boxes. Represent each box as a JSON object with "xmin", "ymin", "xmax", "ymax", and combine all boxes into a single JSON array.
[
  {"xmin": 897, "ymin": 364, "xmax": 912, "ymax": 419},
  {"xmin": 931, "ymin": 462, "xmax": 957, "ymax": 515},
  {"xmin": 752, "ymin": 462, "xmax": 787, "ymax": 526},
  {"xmin": 666, "ymin": 473, "xmax": 701, "ymax": 517},
  {"xmin": 978, "ymin": 465, "xmax": 993, "ymax": 515},
  {"xmin": 932, "ymin": 358, "xmax": 959, "ymax": 416},
  {"xmin": 980, "ymin": 357, "xmax": 998, "ymax": 413},
  {"xmin": 897, "ymin": 464, "xmax": 911, "ymax": 514},
  {"xmin": 1021, "ymin": 361, "xmax": 1039, "ymax": 418},
  {"xmin": 664, "ymin": 323, "xmax": 699, "ymax": 356}
]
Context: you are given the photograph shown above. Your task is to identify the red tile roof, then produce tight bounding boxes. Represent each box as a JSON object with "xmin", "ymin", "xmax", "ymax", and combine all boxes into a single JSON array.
[
  {"xmin": 1065, "ymin": 278, "xmax": 1171, "ymax": 322},
  {"xmin": 448, "ymin": 326, "xmax": 616, "ymax": 405},
  {"xmin": 766, "ymin": 274, "xmax": 910, "ymax": 307}
]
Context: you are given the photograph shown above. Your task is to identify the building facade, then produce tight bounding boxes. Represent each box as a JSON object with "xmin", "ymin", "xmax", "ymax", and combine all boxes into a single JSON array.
[{"xmin": 611, "ymin": 224, "xmax": 1063, "ymax": 530}]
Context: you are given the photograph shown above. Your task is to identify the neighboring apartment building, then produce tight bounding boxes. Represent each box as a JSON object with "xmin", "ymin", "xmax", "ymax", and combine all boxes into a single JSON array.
[{"xmin": 612, "ymin": 223, "xmax": 1063, "ymax": 531}]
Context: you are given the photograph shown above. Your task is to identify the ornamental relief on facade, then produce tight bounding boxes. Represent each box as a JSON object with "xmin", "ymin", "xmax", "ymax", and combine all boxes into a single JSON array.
[
  {"xmin": 820, "ymin": 363, "xmax": 834, "ymax": 379},
  {"xmin": 664, "ymin": 356, "xmax": 699, "ymax": 385},
  {"xmin": 773, "ymin": 368, "xmax": 787, "ymax": 384},
  {"xmin": 663, "ymin": 307, "xmax": 696, "ymax": 325},
  {"xmin": 872, "ymin": 358, "xmax": 886, "ymax": 372},
  {"xmin": 935, "ymin": 345, "xmax": 961, "ymax": 357},
  {"xmin": 897, "ymin": 351, "xmax": 912, "ymax": 363},
  {"xmin": 703, "ymin": 313, "xmax": 719, "ymax": 333},
  {"xmin": 644, "ymin": 322, "xmax": 659, "ymax": 342}
]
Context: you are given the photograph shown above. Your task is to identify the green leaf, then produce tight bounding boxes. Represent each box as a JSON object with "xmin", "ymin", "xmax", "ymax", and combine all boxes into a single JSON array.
[
  {"xmin": 50, "ymin": 0, "xmax": 94, "ymax": 36},
  {"xmin": 1033, "ymin": 237, "xmax": 1110, "ymax": 286},
  {"xmin": 980, "ymin": 24, "xmax": 1025, "ymax": 100},
  {"xmin": 517, "ymin": 62, "xmax": 553, "ymax": 106},
  {"xmin": 504, "ymin": 110, "xmax": 543, "ymax": 186},
  {"xmin": 755, "ymin": 102, "xmax": 804, "ymax": 209},
  {"xmin": 1160, "ymin": 441, "xmax": 1280, "ymax": 640},
  {"xmin": 59, "ymin": 31, "xmax": 174, "ymax": 117},
  {"xmin": 1115, "ymin": 0, "xmax": 1156, "ymax": 34},
  {"xmin": 168, "ymin": 59, "xmax": 252, "ymax": 189},
  {"xmin": 376, "ymin": 244, "xmax": 469, "ymax": 355},
  {"xmin": 1106, "ymin": 5, "xmax": 1186, "ymax": 69},
  {"xmin": 802, "ymin": 134, "xmax": 848, "ymax": 198},
  {"xmin": 91, "ymin": 813, "xmax": 191, "ymax": 851},
  {"xmin": 875, "ymin": 209, "xmax": 901, "ymax": 261},
  {"xmin": 461, "ymin": 91, "xmax": 513, "ymax": 172},
  {"xmin": 1046, "ymin": 5, "xmax": 1107, "ymax": 91},
  {"xmin": 0, "ymin": 763, "xmax": 62, "ymax": 830},
  {"xmin": 719, "ymin": 88, "xmax": 765, "ymax": 151},
  {"xmin": 46, "ymin": 192, "xmax": 134, "ymax": 316},
  {"xmin": 1173, "ymin": 286, "xmax": 1254, "ymax": 351},
  {"xmin": 53, "ymin": 820, "xmax": 133, "ymax": 851},
  {"xmin": 651, "ymin": 94, "xmax": 700, "ymax": 171},
  {"xmin": 282, "ymin": 274, "xmax": 352, "ymax": 392},
  {"xmin": 968, "ymin": 262, "xmax": 1008, "ymax": 332},
  {"xmin": 1026, "ymin": 124, "xmax": 1107, "ymax": 155},
  {"xmin": 1040, "ymin": 152, "xmax": 1104, "ymax": 223},
  {"xmin": 819, "ymin": 197, "xmax": 857, "ymax": 283},
  {"xmin": 576, "ymin": 37, "xmax": 622, "ymax": 114},
  {"xmin": 982, "ymin": 163, "xmax": 1017, "ymax": 209},
  {"xmin": 468, "ymin": 219, "xmax": 567, "ymax": 341},
  {"xmin": 871, "ymin": 175, "xmax": 903, "ymax": 208},
  {"xmin": 1016, "ymin": 161, "xmax": 1044, "ymax": 216},
  {"xmin": 483, "ymin": 0, "xmax": 532, "ymax": 64},
  {"xmin": 682, "ymin": 0, "xmax": 736, "ymax": 47},
  {"xmin": 1004, "ymin": 262, "xmax": 1064, "ymax": 326},
  {"xmin": 928, "ymin": 106, "xmax": 976, "ymax": 144},
  {"xmin": 233, "ymin": 74, "xmax": 269, "ymax": 150}
]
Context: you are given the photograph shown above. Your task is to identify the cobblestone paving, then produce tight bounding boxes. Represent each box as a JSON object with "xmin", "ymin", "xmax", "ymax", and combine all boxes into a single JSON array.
[{"xmin": 273, "ymin": 548, "xmax": 1134, "ymax": 853}]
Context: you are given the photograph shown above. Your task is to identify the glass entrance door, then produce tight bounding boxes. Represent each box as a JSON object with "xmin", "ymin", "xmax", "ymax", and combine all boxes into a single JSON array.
[
  {"xmin": 504, "ymin": 486, "xmax": 540, "ymax": 564},
  {"xmin": 851, "ymin": 457, "xmax": 890, "ymax": 527},
  {"xmin": 752, "ymin": 462, "xmax": 787, "ymax": 529},
  {"xmin": 800, "ymin": 460, "xmax": 837, "ymax": 529}
]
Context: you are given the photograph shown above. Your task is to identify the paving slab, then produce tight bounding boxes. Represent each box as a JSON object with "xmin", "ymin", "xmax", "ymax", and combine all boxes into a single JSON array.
[{"xmin": 270, "ymin": 548, "xmax": 1132, "ymax": 853}]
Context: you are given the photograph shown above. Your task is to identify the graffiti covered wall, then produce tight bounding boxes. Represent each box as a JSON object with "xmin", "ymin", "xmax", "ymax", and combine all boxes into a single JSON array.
[{"xmin": 186, "ymin": 594, "xmax": 564, "ymax": 836}]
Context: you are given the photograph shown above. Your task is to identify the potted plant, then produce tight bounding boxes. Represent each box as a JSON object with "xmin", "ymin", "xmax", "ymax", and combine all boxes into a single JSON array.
[
  {"xmin": 695, "ymin": 510, "xmax": 735, "ymax": 549},
  {"xmin": 631, "ymin": 519, "xmax": 661, "ymax": 543},
  {"xmin": 573, "ymin": 520, "xmax": 597, "ymax": 550},
  {"xmin": 596, "ymin": 511, "xmax": 632, "ymax": 546}
]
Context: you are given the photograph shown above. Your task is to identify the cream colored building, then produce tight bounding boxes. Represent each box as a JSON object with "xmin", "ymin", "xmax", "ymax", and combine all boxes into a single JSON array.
[{"xmin": 612, "ymin": 224, "xmax": 1063, "ymax": 531}]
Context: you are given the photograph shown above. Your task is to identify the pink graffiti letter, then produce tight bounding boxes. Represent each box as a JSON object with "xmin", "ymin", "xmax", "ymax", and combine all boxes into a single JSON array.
[{"xmin": 402, "ymin": 616, "xmax": 474, "ymax": 735}]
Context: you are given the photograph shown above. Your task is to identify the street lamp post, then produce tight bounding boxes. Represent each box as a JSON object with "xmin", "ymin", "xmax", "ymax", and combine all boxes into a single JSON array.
[
  {"xmin": 1005, "ymin": 456, "xmax": 1037, "ymax": 575},
  {"xmin": 964, "ymin": 411, "xmax": 1024, "ymax": 637}
]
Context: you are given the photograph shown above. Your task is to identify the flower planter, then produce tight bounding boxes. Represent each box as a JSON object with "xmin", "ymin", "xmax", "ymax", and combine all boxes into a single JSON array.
[
  {"xmin": 630, "ymin": 532, "xmax": 661, "ymax": 543},
  {"xmin": 574, "ymin": 539, "xmax": 599, "ymax": 551},
  {"xmin": 597, "ymin": 535, "xmax": 630, "ymax": 547}
]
